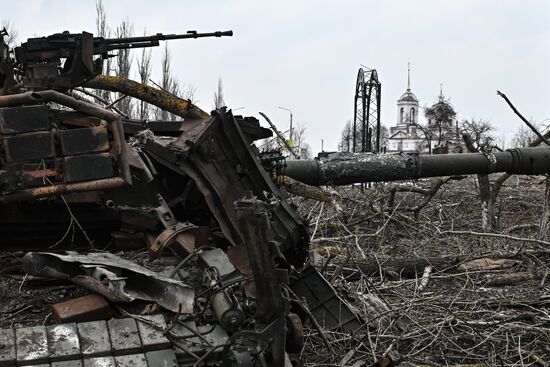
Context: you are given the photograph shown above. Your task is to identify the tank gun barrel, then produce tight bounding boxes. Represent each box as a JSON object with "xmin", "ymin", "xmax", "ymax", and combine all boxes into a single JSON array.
[{"xmin": 283, "ymin": 147, "xmax": 550, "ymax": 186}]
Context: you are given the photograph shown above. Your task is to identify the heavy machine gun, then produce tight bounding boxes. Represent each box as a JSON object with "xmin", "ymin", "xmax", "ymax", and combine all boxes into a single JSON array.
[{"xmin": 0, "ymin": 29, "xmax": 232, "ymax": 93}]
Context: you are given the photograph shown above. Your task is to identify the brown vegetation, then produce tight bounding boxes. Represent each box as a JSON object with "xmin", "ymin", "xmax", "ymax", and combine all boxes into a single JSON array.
[{"xmin": 296, "ymin": 175, "xmax": 550, "ymax": 366}]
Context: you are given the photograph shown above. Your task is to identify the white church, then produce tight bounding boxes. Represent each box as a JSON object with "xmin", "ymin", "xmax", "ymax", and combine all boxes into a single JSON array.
[{"xmin": 386, "ymin": 66, "xmax": 463, "ymax": 154}]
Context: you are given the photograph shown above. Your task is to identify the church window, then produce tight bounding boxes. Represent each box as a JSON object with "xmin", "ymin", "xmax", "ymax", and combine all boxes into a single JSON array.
[
  {"xmin": 411, "ymin": 108, "xmax": 415, "ymax": 123},
  {"xmin": 400, "ymin": 108, "xmax": 404, "ymax": 122}
]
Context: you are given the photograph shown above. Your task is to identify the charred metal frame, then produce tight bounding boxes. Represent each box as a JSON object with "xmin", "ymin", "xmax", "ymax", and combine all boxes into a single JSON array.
[
  {"xmin": 144, "ymin": 109, "xmax": 309, "ymax": 266},
  {"xmin": 352, "ymin": 67, "xmax": 382, "ymax": 153},
  {"xmin": 0, "ymin": 90, "xmax": 131, "ymax": 202}
]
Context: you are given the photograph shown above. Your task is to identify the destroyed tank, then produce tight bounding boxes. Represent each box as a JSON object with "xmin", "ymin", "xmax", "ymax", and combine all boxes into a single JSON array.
[
  {"xmin": 282, "ymin": 148, "xmax": 550, "ymax": 186},
  {"xmin": 0, "ymin": 28, "xmax": 359, "ymax": 367},
  {"xmin": 1, "ymin": 26, "xmax": 549, "ymax": 367}
]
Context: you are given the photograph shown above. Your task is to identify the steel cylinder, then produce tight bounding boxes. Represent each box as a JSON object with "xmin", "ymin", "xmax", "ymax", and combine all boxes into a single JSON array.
[
  {"xmin": 282, "ymin": 147, "xmax": 550, "ymax": 186},
  {"xmin": 211, "ymin": 291, "xmax": 244, "ymax": 333}
]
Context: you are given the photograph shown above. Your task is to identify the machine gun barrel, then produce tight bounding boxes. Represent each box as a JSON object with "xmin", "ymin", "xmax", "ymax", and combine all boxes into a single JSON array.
[
  {"xmin": 101, "ymin": 30, "xmax": 233, "ymax": 51},
  {"xmin": 283, "ymin": 147, "xmax": 550, "ymax": 186},
  {"xmin": 8, "ymin": 29, "xmax": 233, "ymax": 91}
]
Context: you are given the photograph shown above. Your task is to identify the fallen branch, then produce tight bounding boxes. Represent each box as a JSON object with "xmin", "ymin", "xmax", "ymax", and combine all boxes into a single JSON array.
[
  {"xmin": 484, "ymin": 272, "xmax": 535, "ymax": 287},
  {"xmin": 280, "ymin": 176, "xmax": 333, "ymax": 203},
  {"xmin": 333, "ymin": 255, "xmax": 466, "ymax": 279},
  {"xmin": 258, "ymin": 112, "xmax": 299, "ymax": 158},
  {"xmin": 84, "ymin": 75, "xmax": 208, "ymax": 120},
  {"xmin": 417, "ymin": 265, "xmax": 433, "ymax": 292},
  {"xmin": 443, "ymin": 230, "xmax": 550, "ymax": 246}
]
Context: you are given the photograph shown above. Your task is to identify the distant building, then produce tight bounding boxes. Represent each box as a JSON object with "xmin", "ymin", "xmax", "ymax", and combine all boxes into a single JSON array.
[
  {"xmin": 387, "ymin": 65, "xmax": 463, "ymax": 154},
  {"xmin": 387, "ymin": 65, "xmax": 426, "ymax": 153}
]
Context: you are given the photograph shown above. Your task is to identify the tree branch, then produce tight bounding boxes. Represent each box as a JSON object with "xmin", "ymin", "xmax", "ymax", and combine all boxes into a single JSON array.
[
  {"xmin": 497, "ymin": 90, "xmax": 550, "ymax": 146},
  {"xmin": 259, "ymin": 112, "xmax": 299, "ymax": 158},
  {"xmin": 85, "ymin": 75, "xmax": 208, "ymax": 121}
]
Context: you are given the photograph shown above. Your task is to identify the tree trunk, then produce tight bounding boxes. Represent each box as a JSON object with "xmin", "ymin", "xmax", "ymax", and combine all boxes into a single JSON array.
[
  {"xmin": 478, "ymin": 175, "xmax": 491, "ymax": 230},
  {"xmin": 462, "ymin": 134, "xmax": 492, "ymax": 230},
  {"xmin": 84, "ymin": 75, "xmax": 208, "ymax": 121},
  {"xmin": 488, "ymin": 128, "xmax": 550, "ymax": 230},
  {"xmin": 538, "ymin": 176, "xmax": 550, "ymax": 240},
  {"xmin": 334, "ymin": 255, "xmax": 466, "ymax": 280}
]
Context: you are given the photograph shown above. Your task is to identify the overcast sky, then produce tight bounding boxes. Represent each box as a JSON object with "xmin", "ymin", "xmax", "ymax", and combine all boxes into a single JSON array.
[{"xmin": 5, "ymin": 0, "xmax": 550, "ymax": 153}]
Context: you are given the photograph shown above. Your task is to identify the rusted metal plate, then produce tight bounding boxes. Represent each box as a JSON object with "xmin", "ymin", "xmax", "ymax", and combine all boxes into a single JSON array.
[
  {"xmin": 290, "ymin": 265, "xmax": 365, "ymax": 335},
  {"xmin": 60, "ymin": 126, "xmax": 109, "ymax": 155},
  {"xmin": 63, "ymin": 153, "xmax": 113, "ymax": 182},
  {"xmin": 2, "ymin": 132, "xmax": 54, "ymax": 162},
  {"xmin": 0, "ymin": 105, "xmax": 50, "ymax": 134},
  {"xmin": 226, "ymin": 245, "xmax": 252, "ymax": 277},
  {"xmin": 144, "ymin": 110, "xmax": 309, "ymax": 266},
  {"xmin": 227, "ymin": 245, "xmax": 257, "ymax": 297},
  {"xmin": 58, "ymin": 114, "xmax": 103, "ymax": 128},
  {"xmin": 120, "ymin": 210, "xmax": 159, "ymax": 231},
  {"xmin": 235, "ymin": 197, "xmax": 284, "ymax": 325}
]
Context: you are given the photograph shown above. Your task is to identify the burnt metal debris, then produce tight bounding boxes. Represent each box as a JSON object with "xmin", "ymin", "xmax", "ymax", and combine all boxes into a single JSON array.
[
  {"xmin": 22, "ymin": 252, "xmax": 195, "ymax": 313},
  {"xmin": 0, "ymin": 28, "xmax": 360, "ymax": 367},
  {"xmin": 1, "ymin": 27, "xmax": 549, "ymax": 367}
]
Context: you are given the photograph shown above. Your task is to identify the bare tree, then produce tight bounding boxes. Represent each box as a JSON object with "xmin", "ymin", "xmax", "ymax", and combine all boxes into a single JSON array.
[
  {"xmin": 136, "ymin": 32, "xmax": 152, "ymax": 121},
  {"xmin": 378, "ymin": 125, "xmax": 389, "ymax": 151},
  {"xmin": 95, "ymin": 0, "xmax": 112, "ymax": 103},
  {"xmin": 157, "ymin": 44, "xmax": 172, "ymax": 120},
  {"xmin": 461, "ymin": 118, "xmax": 495, "ymax": 151},
  {"xmin": 338, "ymin": 119, "xmax": 388, "ymax": 153},
  {"xmin": 293, "ymin": 123, "xmax": 312, "ymax": 159},
  {"xmin": 338, "ymin": 120, "xmax": 353, "ymax": 152},
  {"xmin": 182, "ymin": 84, "xmax": 197, "ymax": 105},
  {"xmin": 154, "ymin": 44, "xmax": 182, "ymax": 121},
  {"xmin": 460, "ymin": 119, "xmax": 495, "ymax": 230},
  {"xmin": 425, "ymin": 97, "xmax": 456, "ymax": 146},
  {"xmin": 511, "ymin": 122, "xmax": 545, "ymax": 147},
  {"xmin": 1, "ymin": 20, "xmax": 18, "ymax": 47},
  {"xmin": 461, "ymin": 133, "xmax": 491, "ymax": 230},
  {"xmin": 168, "ymin": 78, "xmax": 181, "ymax": 121},
  {"xmin": 114, "ymin": 19, "xmax": 134, "ymax": 117},
  {"xmin": 213, "ymin": 77, "xmax": 225, "ymax": 109},
  {"xmin": 95, "ymin": 0, "xmax": 107, "ymax": 38}
]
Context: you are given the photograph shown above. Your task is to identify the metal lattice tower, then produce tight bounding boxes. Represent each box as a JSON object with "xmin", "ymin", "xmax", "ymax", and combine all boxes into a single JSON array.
[{"xmin": 353, "ymin": 67, "xmax": 382, "ymax": 153}]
